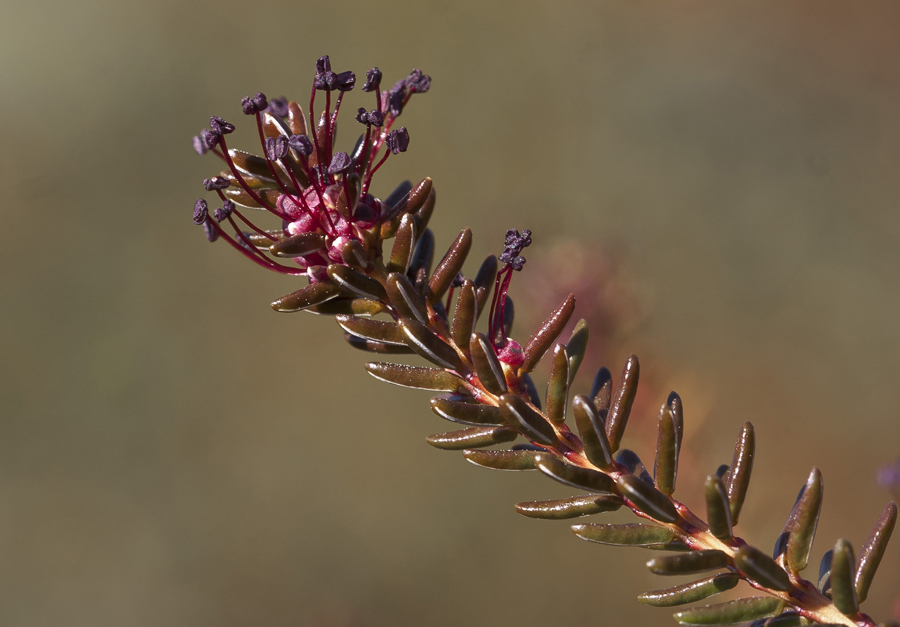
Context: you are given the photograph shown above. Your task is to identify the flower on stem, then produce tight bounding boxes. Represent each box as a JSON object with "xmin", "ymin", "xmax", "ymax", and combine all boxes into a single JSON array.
[{"xmin": 189, "ymin": 56, "xmax": 430, "ymax": 279}]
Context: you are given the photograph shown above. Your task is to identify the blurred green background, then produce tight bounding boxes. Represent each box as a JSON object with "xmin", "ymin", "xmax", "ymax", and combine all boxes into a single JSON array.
[{"xmin": 1, "ymin": 1, "xmax": 899, "ymax": 625}]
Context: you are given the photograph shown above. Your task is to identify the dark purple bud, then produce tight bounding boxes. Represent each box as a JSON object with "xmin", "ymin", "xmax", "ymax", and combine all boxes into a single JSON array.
[
  {"xmin": 267, "ymin": 97, "xmax": 288, "ymax": 117},
  {"xmin": 209, "ymin": 116, "xmax": 235, "ymax": 134},
  {"xmin": 356, "ymin": 107, "xmax": 369, "ymax": 124},
  {"xmin": 202, "ymin": 128, "xmax": 221, "ymax": 150},
  {"xmin": 265, "ymin": 135, "xmax": 289, "ymax": 161},
  {"xmin": 252, "ymin": 92, "xmax": 268, "ymax": 111},
  {"xmin": 203, "ymin": 220, "xmax": 218, "ymax": 243},
  {"xmin": 214, "ymin": 200, "xmax": 235, "ymax": 223},
  {"xmin": 499, "ymin": 250, "xmax": 514, "ymax": 265},
  {"xmin": 192, "ymin": 135, "xmax": 209, "ymax": 155},
  {"xmin": 289, "ymin": 134, "xmax": 313, "ymax": 157},
  {"xmin": 388, "ymin": 81, "xmax": 408, "ymax": 116},
  {"xmin": 193, "ymin": 199, "xmax": 209, "ymax": 225},
  {"xmin": 520, "ymin": 229, "xmax": 532, "ymax": 248},
  {"xmin": 385, "ymin": 127, "xmax": 410, "ymax": 154},
  {"xmin": 362, "ymin": 67, "xmax": 382, "ymax": 92},
  {"xmin": 333, "ymin": 71, "xmax": 356, "ymax": 92},
  {"xmin": 203, "ymin": 176, "xmax": 230, "ymax": 191},
  {"xmin": 241, "ymin": 96, "xmax": 257, "ymax": 115},
  {"xmin": 314, "ymin": 56, "xmax": 331, "ymax": 90},
  {"xmin": 367, "ymin": 109, "xmax": 384, "ymax": 127},
  {"xmin": 511, "ymin": 256, "xmax": 526, "ymax": 271},
  {"xmin": 505, "ymin": 229, "xmax": 519, "ymax": 246},
  {"xmin": 405, "ymin": 69, "xmax": 431, "ymax": 93},
  {"xmin": 328, "ymin": 151, "xmax": 352, "ymax": 175}
]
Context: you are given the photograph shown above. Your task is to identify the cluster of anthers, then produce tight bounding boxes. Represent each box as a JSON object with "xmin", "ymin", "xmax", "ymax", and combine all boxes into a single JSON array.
[
  {"xmin": 191, "ymin": 55, "xmax": 430, "ymax": 281},
  {"xmin": 191, "ymin": 58, "xmax": 897, "ymax": 627}
]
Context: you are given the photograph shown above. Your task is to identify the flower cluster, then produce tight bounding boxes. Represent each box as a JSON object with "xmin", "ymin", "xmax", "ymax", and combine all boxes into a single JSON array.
[{"xmin": 190, "ymin": 56, "xmax": 430, "ymax": 280}]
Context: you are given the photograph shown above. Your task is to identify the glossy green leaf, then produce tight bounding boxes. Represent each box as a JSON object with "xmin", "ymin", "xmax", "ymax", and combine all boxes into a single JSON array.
[
  {"xmin": 305, "ymin": 297, "xmax": 387, "ymax": 316},
  {"xmin": 733, "ymin": 545, "xmax": 791, "ymax": 592},
  {"xmin": 427, "ymin": 228, "xmax": 472, "ymax": 303},
  {"xmin": 521, "ymin": 373, "xmax": 542, "ymax": 409},
  {"xmin": 617, "ymin": 473, "xmax": 679, "ymax": 524},
  {"xmin": 638, "ymin": 573, "xmax": 740, "ymax": 607},
  {"xmin": 451, "ymin": 280, "xmax": 477, "ymax": 351},
  {"xmin": 647, "ymin": 550, "xmax": 729, "ymax": 576},
  {"xmin": 464, "ymin": 448, "xmax": 541, "ymax": 471},
  {"xmin": 473, "ymin": 255, "xmax": 499, "ymax": 318},
  {"xmin": 386, "ymin": 176, "xmax": 432, "ymax": 220},
  {"xmin": 469, "ymin": 332, "xmax": 507, "ymax": 395},
  {"xmin": 818, "ymin": 549, "xmax": 833, "ymax": 595},
  {"xmin": 616, "ymin": 449, "xmax": 653, "ymax": 485},
  {"xmin": 515, "ymin": 494, "xmax": 622, "ymax": 520},
  {"xmin": 669, "ymin": 391, "xmax": 684, "ymax": 449},
  {"xmin": 749, "ymin": 612, "xmax": 804, "ymax": 627},
  {"xmin": 499, "ymin": 394, "xmax": 557, "ymax": 446},
  {"xmin": 271, "ymin": 281, "xmax": 341, "ymax": 312},
  {"xmin": 430, "ymin": 397, "xmax": 504, "ymax": 426},
  {"xmin": 520, "ymin": 293, "xmax": 576, "ymax": 374},
  {"xmin": 343, "ymin": 333, "xmax": 413, "ymax": 354},
  {"xmin": 545, "ymin": 344, "xmax": 569, "ymax": 426},
  {"xmin": 590, "ymin": 366, "xmax": 613, "ymax": 413},
  {"xmin": 831, "ymin": 539, "xmax": 859, "ymax": 615},
  {"xmin": 413, "ymin": 186, "xmax": 436, "ymax": 233},
  {"xmin": 535, "ymin": 454, "xmax": 615, "ymax": 493},
  {"xmin": 705, "ymin": 474, "xmax": 733, "ymax": 541},
  {"xmin": 726, "ymin": 422, "xmax": 755, "ymax": 525},
  {"xmin": 408, "ymin": 228, "xmax": 435, "ymax": 282},
  {"xmin": 327, "ymin": 264, "xmax": 387, "ymax": 300},
  {"xmin": 565, "ymin": 319, "xmax": 589, "ymax": 383},
  {"xmin": 335, "ymin": 315, "xmax": 405, "ymax": 345},
  {"xmin": 386, "ymin": 272, "xmax": 428, "ymax": 325},
  {"xmin": 387, "ymin": 213, "xmax": 416, "ymax": 274},
  {"xmin": 572, "ymin": 523, "xmax": 688, "ymax": 550},
  {"xmin": 855, "ymin": 501, "xmax": 897, "ymax": 603},
  {"xmin": 426, "ymin": 426, "xmax": 517, "ymax": 450},
  {"xmin": 673, "ymin": 597, "xmax": 783, "ymax": 626},
  {"xmin": 779, "ymin": 468, "xmax": 823, "ymax": 573},
  {"xmin": 606, "ymin": 354, "xmax": 640, "ymax": 453},
  {"xmin": 365, "ymin": 362, "xmax": 465, "ymax": 392},
  {"xmin": 340, "ymin": 240, "xmax": 369, "ymax": 271},
  {"xmin": 398, "ymin": 319, "xmax": 464, "ymax": 371},
  {"xmin": 268, "ymin": 232, "xmax": 325, "ymax": 257},
  {"xmin": 572, "ymin": 394, "xmax": 613, "ymax": 470},
  {"xmin": 655, "ymin": 403, "xmax": 679, "ymax": 496}
]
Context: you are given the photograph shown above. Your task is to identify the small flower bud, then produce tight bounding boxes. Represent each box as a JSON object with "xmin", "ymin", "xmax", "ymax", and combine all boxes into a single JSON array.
[
  {"xmin": 193, "ymin": 199, "xmax": 209, "ymax": 225},
  {"xmin": 267, "ymin": 97, "xmax": 288, "ymax": 117},
  {"xmin": 362, "ymin": 67, "xmax": 382, "ymax": 92},
  {"xmin": 333, "ymin": 71, "xmax": 356, "ymax": 92},
  {"xmin": 385, "ymin": 127, "xmax": 410, "ymax": 154},
  {"xmin": 328, "ymin": 152, "xmax": 352, "ymax": 175},
  {"xmin": 289, "ymin": 134, "xmax": 313, "ymax": 157},
  {"xmin": 356, "ymin": 107, "xmax": 368, "ymax": 124},
  {"xmin": 214, "ymin": 200, "xmax": 235, "ymax": 223},
  {"xmin": 367, "ymin": 109, "xmax": 384, "ymax": 127},
  {"xmin": 203, "ymin": 220, "xmax": 218, "ymax": 242},
  {"xmin": 202, "ymin": 128, "xmax": 221, "ymax": 150},
  {"xmin": 209, "ymin": 116, "xmax": 235, "ymax": 134},
  {"xmin": 203, "ymin": 176, "xmax": 230, "ymax": 191},
  {"xmin": 406, "ymin": 69, "xmax": 431, "ymax": 93},
  {"xmin": 192, "ymin": 135, "xmax": 209, "ymax": 155},
  {"xmin": 265, "ymin": 135, "xmax": 289, "ymax": 161},
  {"xmin": 388, "ymin": 81, "xmax": 408, "ymax": 116}
]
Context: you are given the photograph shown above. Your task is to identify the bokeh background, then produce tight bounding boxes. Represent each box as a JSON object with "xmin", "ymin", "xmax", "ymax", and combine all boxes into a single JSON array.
[{"xmin": 2, "ymin": 1, "xmax": 899, "ymax": 625}]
